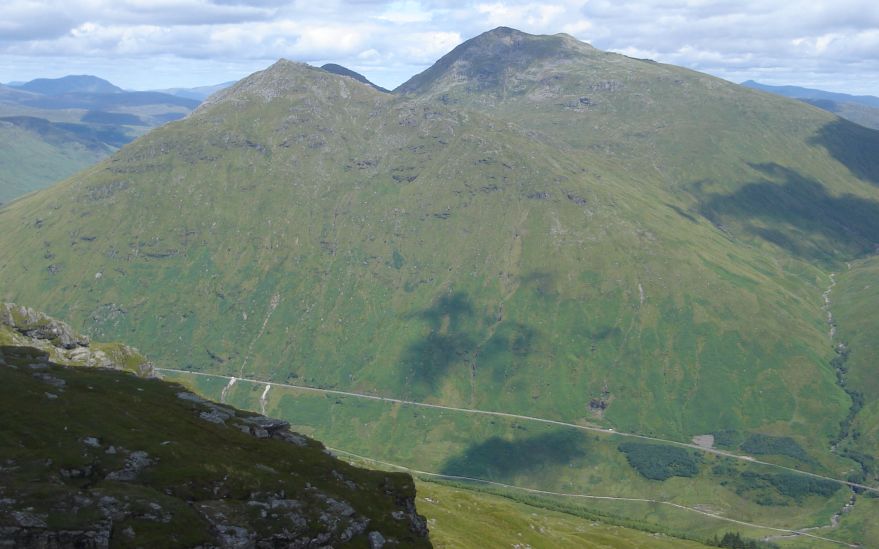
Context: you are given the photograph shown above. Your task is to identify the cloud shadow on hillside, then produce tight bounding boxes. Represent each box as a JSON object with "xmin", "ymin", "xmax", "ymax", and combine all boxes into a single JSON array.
[
  {"xmin": 691, "ymin": 162, "xmax": 879, "ymax": 263},
  {"xmin": 400, "ymin": 292, "xmax": 478, "ymax": 393},
  {"xmin": 399, "ymin": 291, "xmax": 539, "ymax": 394},
  {"xmin": 478, "ymin": 320, "xmax": 539, "ymax": 384},
  {"xmin": 520, "ymin": 271, "xmax": 557, "ymax": 298},
  {"xmin": 808, "ymin": 119, "xmax": 879, "ymax": 187},
  {"xmin": 440, "ymin": 430, "xmax": 590, "ymax": 482}
]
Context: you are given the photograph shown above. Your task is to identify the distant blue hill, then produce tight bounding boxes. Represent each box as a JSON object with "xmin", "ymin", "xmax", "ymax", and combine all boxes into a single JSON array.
[
  {"xmin": 742, "ymin": 80, "xmax": 879, "ymax": 130},
  {"xmin": 13, "ymin": 75, "xmax": 124, "ymax": 95},
  {"xmin": 0, "ymin": 75, "xmax": 203, "ymax": 202},
  {"xmin": 18, "ymin": 90, "xmax": 198, "ymax": 110},
  {"xmin": 153, "ymin": 82, "xmax": 236, "ymax": 101},
  {"xmin": 742, "ymin": 80, "xmax": 879, "ymax": 108}
]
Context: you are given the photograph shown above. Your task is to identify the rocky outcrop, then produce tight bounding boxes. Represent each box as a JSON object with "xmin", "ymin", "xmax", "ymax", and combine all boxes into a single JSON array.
[
  {"xmin": 0, "ymin": 303, "xmax": 153, "ymax": 376},
  {"xmin": 177, "ymin": 390, "xmax": 308, "ymax": 445},
  {"xmin": 1, "ymin": 303, "xmax": 89, "ymax": 349}
]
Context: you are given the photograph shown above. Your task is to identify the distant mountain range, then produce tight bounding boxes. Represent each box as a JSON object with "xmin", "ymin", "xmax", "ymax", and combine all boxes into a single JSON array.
[
  {"xmin": 4, "ymin": 75, "xmax": 199, "ymax": 115},
  {"xmin": 742, "ymin": 80, "xmax": 879, "ymax": 130},
  {"xmin": 0, "ymin": 75, "xmax": 201, "ymax": 203},
  {"xmin": 151, "ymin": 81, "xmax": 237, "ymax": 101},
  {"xmin": 0, "ymin": 67, "xmax": 389, "ymax": 203},
  {"xmin": 13, "ymin": 74, "xmax": 124, "ymax": 95}
]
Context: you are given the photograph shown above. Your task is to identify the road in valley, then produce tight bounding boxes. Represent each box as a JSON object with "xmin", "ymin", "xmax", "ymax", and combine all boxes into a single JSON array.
[{"xmin": 158, "ymin": 367, "xmax": 877, "ymax": 496}]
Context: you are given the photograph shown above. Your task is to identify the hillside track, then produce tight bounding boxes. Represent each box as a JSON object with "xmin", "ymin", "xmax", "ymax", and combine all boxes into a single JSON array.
[{"xmin": 157, "ymin": 367, "xmax": 879, "ymax": 496}]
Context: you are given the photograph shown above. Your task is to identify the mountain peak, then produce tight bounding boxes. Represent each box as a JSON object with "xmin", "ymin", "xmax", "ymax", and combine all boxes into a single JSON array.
[
  {"xmin": 196, "ymin": 58, "xmax": 386, "ymax": 113},
  {"xmin": 395, "ymin": 27, "xmax": 594, "ymax": 94},
  {"xmin": 195, "ymin": 59, "xmax": 313, "ymax": 108},
  {"xmin": 479, "ymin": 25, "xmax": 527, "ymax": 38}
]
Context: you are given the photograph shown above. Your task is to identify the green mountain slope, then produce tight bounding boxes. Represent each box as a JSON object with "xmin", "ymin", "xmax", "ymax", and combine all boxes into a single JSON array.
[
  {"xmin": 393, "ymin": 25, "xmax": 879, "ymax": 451},
  {"xmin": 0, "ymin": 117, "xmax": 112, "ymax": 204},
  {"xmin": 1, "ymin": 28, "xmax": 878, "ymax": 545},
  {"xmin": 828, "ymin": 257, "xmax": 879, "ymax": 487}
]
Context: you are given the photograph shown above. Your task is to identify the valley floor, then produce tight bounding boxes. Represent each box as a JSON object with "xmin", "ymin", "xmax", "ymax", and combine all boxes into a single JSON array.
[
  {"xmin": 161, "ymin": 367, "xmax": 870, "ymax": 548},
  {"xmin": 417, "ymin": 481, "xmax": 706, "ymax": 548}
]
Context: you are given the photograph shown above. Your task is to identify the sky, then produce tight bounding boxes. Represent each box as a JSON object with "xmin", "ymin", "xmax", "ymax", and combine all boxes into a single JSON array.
[{"xmin": 1, "ymin": 0, "xmax": 878, "ymax": 95}]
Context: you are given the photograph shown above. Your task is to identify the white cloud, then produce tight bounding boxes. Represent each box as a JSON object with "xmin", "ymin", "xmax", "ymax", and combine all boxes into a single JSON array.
[
  {"xmin": 375, "ymin": 1, "xmax": 434, "ymax": 23},
  {"xmin": 0, "ymin": 0, "xmax": 876, "ymax": 95}
]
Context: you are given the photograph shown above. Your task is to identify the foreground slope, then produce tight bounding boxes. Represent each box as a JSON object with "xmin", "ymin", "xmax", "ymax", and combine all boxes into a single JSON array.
[
  {"xmin": 0, "ymin": 311, "xmax": 430, "ymax": 547},
  {"xmin": 0, "ymin": 304, "xmax": 728, "ymax": 547},
  {"xmin": 1, "ymin": 302, "xmax": 153, "ymax": 375}
]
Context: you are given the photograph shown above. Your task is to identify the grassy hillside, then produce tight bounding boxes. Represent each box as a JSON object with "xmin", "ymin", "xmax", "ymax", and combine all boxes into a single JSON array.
[
  {"xmin": 0, "ymin": 28, "xmax": 877, "ymax": 545},
  {"xmin": 0, "ymin": 119, "xmax": 110, "ymax": 204},
  {"xmin": 828, "ymin": 257, "xmax": 879, "ymax": 486},
  {"xmin": 0, "ymin": 56, "xmax": 857, "ymax": 441},
  {"xmin": 417, "ymin": 481, "xmax": 708, "ymax": 548}
]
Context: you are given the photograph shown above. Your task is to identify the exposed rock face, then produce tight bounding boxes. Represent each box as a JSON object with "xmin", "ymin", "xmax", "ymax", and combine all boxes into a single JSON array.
[
  {"xmin": 0, "ymin": 302, "xmax": 154, "ymax": 376},
  {"xmin": 1, "ymin": 303, "xmax": 89, "ymax": 349}
]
